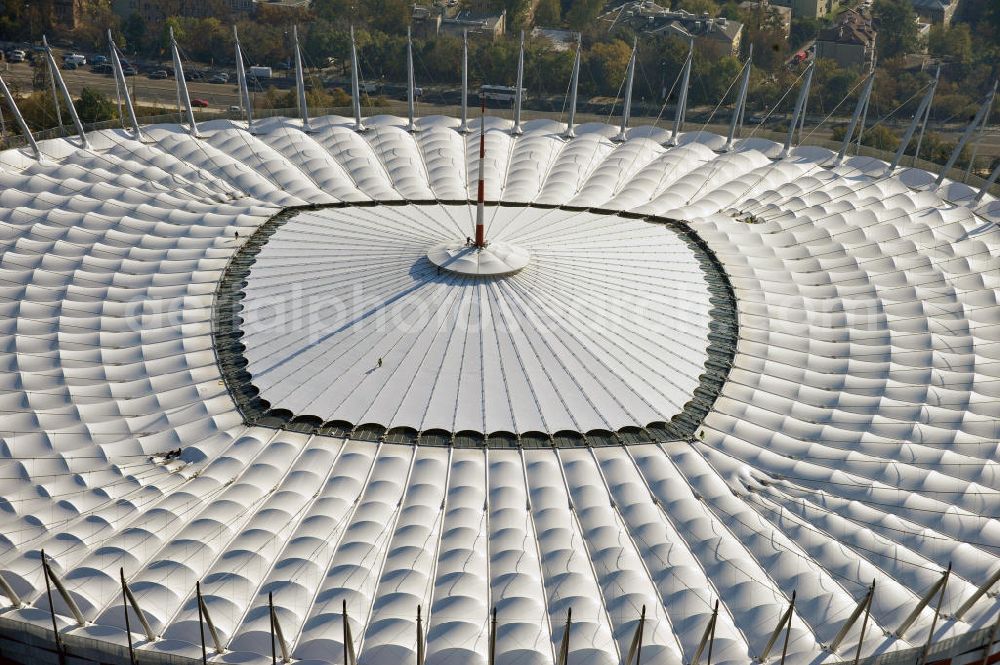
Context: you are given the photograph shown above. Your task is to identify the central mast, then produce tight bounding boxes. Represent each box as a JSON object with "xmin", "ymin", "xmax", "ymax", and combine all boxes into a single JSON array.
[{"xmin": 475, "ymin": 99, "xmax": 487, "ymax": 248}]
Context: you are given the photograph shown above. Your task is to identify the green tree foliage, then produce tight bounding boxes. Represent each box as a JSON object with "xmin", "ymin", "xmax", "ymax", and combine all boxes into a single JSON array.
[
  {"xmin": 872, "ymin": 0, "xmax": 919, "ymax": 58},
  {"xmin": 586, "ymin": 40, "xmax": 633, "ymax": 96},
  {"xmin": 927, "ymin": 23, "xmax": 972, "ymax": 64},
  {"xmin": 535, "ymin": 0, "xmax": 562, "ymax": 25},
  {"xmin": 565, "ymin": 0, "xmax": 605, "ymax": 30},
  {"xmin": 74, "ymin": 87, "xmax": 118, "ymax": 124},
  {"xmin": 123, "ymin": 13, "xmax": 148, "ymax": 54},
  {"xmin": 675, "ymin": 0, "xmax": 719, "ymax": 16}
]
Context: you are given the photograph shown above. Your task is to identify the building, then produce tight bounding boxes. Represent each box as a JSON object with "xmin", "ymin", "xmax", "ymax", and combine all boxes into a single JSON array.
[
  {"xmin": 738, "ymin": 0, "xmax": 793, "ymax": 38},
  {"xmin": 911, "ymin": 0, "xmax": 958, "ymax": 24},
  {"xmin": 770, "ymin": 0, "xmax": 836, "ymax": 19},
  {"xmin": 52, "ymin": 0, "xmax": 84, "ymax": 29},
  {"xmin": 613, "ymin": 1, "xmax": 744, "ymax": 57},
  {"xmin": 412, "ymin": 5, "xmax": 507, "ymax": 40},
  {"xmin": 815, "ymin": 5, "xmax": 876, "ymax": 68}
]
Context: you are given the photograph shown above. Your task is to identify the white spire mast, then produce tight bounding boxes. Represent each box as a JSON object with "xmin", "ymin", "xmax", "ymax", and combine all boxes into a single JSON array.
[
  {"xmin": 614, "ymin": 38, "xmax": 638, "ymax": 143},
  {"xmin": 0, "ymin": 73, "xmax": 39, "ymax": 158},
  {"xmin": 350, "ymin": 25, "xmax": 365, "ymax": 132},
  {"xmin": 934, "ymin": 80, "xmax": 996, "ymax": 187},
  {"xmin": 669, "ymin": 38, "xmax": 693, "ymax": 146},
  {"xmin": 563, "ymin": 33, "xmax": 582, "ymax": 139},
  {"xmin": 459, "ymin": 30, "xmax": 470, "ymax": 133},
  {"xmin": 407, "ymin": 25, "xmax": 416, "ymax": 132},
  {"xmin": 512, "ymin": 30, "xmax": 525, "ymax": 135},
  {"xmin": 169, "ymin": 27, "xmax": 198, "ymax": 137},
  {"xmin": 780, "ymin": 60, "xmax": 814, "ymax": 158},
  {"xmin": 834, "ymin": 69, "xmax": 875, "ymax": 166},
  {"xmin": 724, "ymin": 43, "xmax": 752, "ymax": 152},
  {"xmin": 887, "ymin": 67, "xmax": 939, "ymax": 175},
  {"xmin": 474, "ymin": 99, "xmax": 487, "ymax": 247},
  {"xmin": 41, "ymin": 37, "xmax": 62, "ymax": 128},
  {"xmin": 233, "ymin": 25, "xmax": 254, "ymax": 134},
  {"xmin": 108, "ymin": 29, "xmax": 143, "ymax": 141},
  {"xmin": 293, "ymin": 25, "xmax": 312, "ymax": 132},
  {"xmin": 43, "ymin": 35, "xmax": 87, "ymax": 147}
]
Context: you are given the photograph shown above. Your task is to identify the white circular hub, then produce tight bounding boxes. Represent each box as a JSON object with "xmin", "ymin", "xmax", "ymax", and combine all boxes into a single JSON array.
[{"xmin": 426, "ymin": 240, "xmax": 530, "ymax": 277}]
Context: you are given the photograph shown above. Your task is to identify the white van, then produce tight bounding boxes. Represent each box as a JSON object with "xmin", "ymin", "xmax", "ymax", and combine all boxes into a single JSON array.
[{"xmin": 63, "ymin": 53, "xmax": 86, "ymax": 66}]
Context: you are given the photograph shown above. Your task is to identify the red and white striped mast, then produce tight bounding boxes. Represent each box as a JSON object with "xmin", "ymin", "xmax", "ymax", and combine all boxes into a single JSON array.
[{"xmin": 474, "ymin": 99, "xmax": 487, "ymax": 248}]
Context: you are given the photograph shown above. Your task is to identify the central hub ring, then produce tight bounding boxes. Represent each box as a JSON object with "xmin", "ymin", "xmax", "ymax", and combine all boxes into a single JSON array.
[{"xmin": 427, "ymin": 240, "xmax": 531, "ymax": 277}]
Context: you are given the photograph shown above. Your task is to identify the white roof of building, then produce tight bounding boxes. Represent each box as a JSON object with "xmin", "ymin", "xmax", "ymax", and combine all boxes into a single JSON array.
[{"xmin": 0, "ymin": 112, "xmax": 997, "ymax": 665}]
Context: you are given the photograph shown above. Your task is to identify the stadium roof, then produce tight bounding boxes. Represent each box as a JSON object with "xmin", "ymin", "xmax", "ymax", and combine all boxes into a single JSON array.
[{"xmin": 0, "ymin": 112, "xmax": 997, "ymax": 665}]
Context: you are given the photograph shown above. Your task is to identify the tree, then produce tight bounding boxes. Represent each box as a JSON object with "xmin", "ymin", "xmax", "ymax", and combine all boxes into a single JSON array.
[
  {"xmin": 122, "ymin": 13, "xmax": 148, "ymax": 54},
  {"xmin": 74, "ymin": 87, "xmax": 118, "ymax": 124},
  {"xmin": 565, "ymin": 0, "xmax": 604, "ymax": 30},
  {"xmin": 872, "ymin": 0, "xmax": 918, "ymax": 58},
  {"xmin": 535, "ymin": 0, "xmax": 561, "ymax": 25},
  {"xmin": 586, "ymin": 40, "xmax": 633, "ymax": 96},
  {"xmin": 675, "ymin": 0, "xmax": 719, "ymax": 16},
  {"xmin": 927, "ymin": 23, "xmax": 972, "ymax": 64}
]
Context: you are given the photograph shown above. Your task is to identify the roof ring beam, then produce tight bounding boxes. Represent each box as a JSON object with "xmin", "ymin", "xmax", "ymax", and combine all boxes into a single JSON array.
[
  {"xmin": 41, "ymin": 553, "xmax": 85, "ymax": 626},
  {"xmin": 120, "ymin": 568, "xmax": 155, "ymax": 642},
  {"xmin": 350, "ymin": 26, "xmax": 365, "ymax": 133},
  {"xmin": 233, "ymin": 26, "xmax": 254, "ymax": 135},
  {"xmin": 780, "ymin": 62, "xmax": 814, "ymax": 158},
  {"xmin": 0, "ymin": 73, "xmax": 39, "ymax": 158},
  {"xmin": 897, "ymin": 564, "xmax": 950, "ymax": 640},
  {"xmin": 293, "ymin": 25, "xmax": 312, "ymax": 132},
  {"xmin": 459, "ymin": 31, "xmax": 470, "ymax": 133},
  {"xmin": 108, "ymin": 29, "xmax": 143, "ymax": 142},
  {"xmin": 169, "ymin": 27, "xmax": 198, "ymax": 137},
  {"xmin": 887, "ymin": 66, "xmax": 939, "ymax": 175},
  {"xmin": 935, "ymin": 80, "xmax": 997, "ymax": 188},
  {"xmin": 725, "ymin": 44, "xmax": 753, "ymax": 152},
  {"xmin": 42, "ymin": 35, "xmax": 88, "ymax": 148},
  {"xmin": 828, "ymin": 581, "xmax": 874, "ymax": 655},
  {"xmin": 614, "ymin": 38, "xmax": 638, "ymax": 143},
  {"xmin": 834, "ymin": 69, "xmax": 874, "ymax": 166},
  {"xmin": 759, "ymin": 591, "xmax": 796, "ymax": 662},
  {"xmin": 669, "ymin": 39, "xmax": 694, "ymax": 147},
  {"xmin": 512, "ymin": 30, "xmax": 525, "ymax": 136},
  {"xmin": 563, "ymin": 33, "xmax": 582, "ymax": 139}
]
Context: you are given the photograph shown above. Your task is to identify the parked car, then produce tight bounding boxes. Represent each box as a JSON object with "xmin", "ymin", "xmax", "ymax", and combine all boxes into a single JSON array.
[
  {"xmin": 123, "ymin": 66, "xmax": 138, "ymax": 76},
  {"xmin": 210, "ymin": 73, "xmax": 229, "ymax": 84},
  {"xmin": 185, "ymin": 70, "xmax": 205, "ymax": 81},
  {"xmin": 8, "ymin": 50, "xmax": 25, "ymax": 63},
  {"xmin": 62, "ymin": 61, "xmax": 77, "ymax": 70},
  {"xmin": 148, "ymin": 69, "xmax": 168, "ymax": 79},
  {"xmin": 191, "ymin": 98, "xmax": 210, "ymax": 108},
  {"xmin": 91, "ymin": 62, "xmax": 112, "ymax": 74},
  {"xmin": 227, "ymin": 105, "xmax": 241, "ymax": 113},
  {"xmin": 91, "ymin": 54, "xmax": 108, "ymax": 65},
  {"xmin": 62, "ymin": 53, "xmax": 86, "ymax": 66}
]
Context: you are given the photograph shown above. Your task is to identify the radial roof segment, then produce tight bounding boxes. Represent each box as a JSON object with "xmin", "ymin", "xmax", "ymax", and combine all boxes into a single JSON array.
[{"xmin": 0, "ymin": 113, "xmax": 997, "ymax": 665}]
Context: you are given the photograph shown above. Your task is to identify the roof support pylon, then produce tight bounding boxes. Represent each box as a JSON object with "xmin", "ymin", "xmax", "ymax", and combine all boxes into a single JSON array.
[
  {"xmin": 120, "ymin": 567, "xmax": 155, "ymax": 641},
  {"xmin": 935, "ymin": 80, "xmax": 996, "ymax": 187},
  {"xmin": 233, "ymin": 26, "xmax": 254, "ymax": 134},
  {"xmin": 977, "ymin": 611, "xmax": 1000, "ymax": 665},
  {"xmin": 407, "ymin": 26, "xmax": 416, "ymax": 133},
  {"xmin": 669, "ymin": 39, "xmax": 694, "ymax": 147},
  {"xmin": 41, "ymin": 549, "xmax": 65, "ymax": 656},
  {"xmin": 41, "ymin": 552, "xmax": 84, "ymax": 626},
  {"xmin": 781, "ymin": 62, "xmax": 814, "ymax": 158},
  {"xmin": 760, "ymin": 591, "xmax": 796, "ymax": 662},
  {"xmin": 614, "ymin": 38, "xmax": 638, "ymax": 143},
  {"xmin": 293, "ymin": 25, "xmax": 312, "ymax": 132},
  {"xmin": 416, "ymin": 605, "xmax": 425, "ymax": 665},
  {"xmin": 489, "ymin": 607, "xmax": 497, "ymax": 665},
  {"xmin": 0, "ymin": 570, "xmax": 22, "ymax": 608},
  {"xmin": 887, "ymin": 67, "xmax": 939, "ymax": 175},
  {"xmin": 916, "ymin": 563, "xmax": 951, "ymax": 665},
  {"xmin": 852, "ymin": 582, "xmax": 875, "ymax": 665},
  {"xmin": 512, "ymin": 30, "xmax": 525, "ymax": 136},
  {"xmin": 955, "ymin": 568, "xmax": 1000, "ymax": 621},
  {"xmin": 268, "ymin": 592, "xmax": 290, "ymax": 663},
  {"xmin": 350, "ymin": 26, "xmax": 366, "ymax": 132},
  {"xmin": 556, "ymin": 608, "xmax": 572, "ymax": 665},
  {"xmin": 169, "ymin": 27, "xmax": 198, "ymax": 137},
  {"xmin": 623, "ymin": 605, "xmax": 646, "ymax": 665},
  {"xmin": 563, "ymin": 33, "xmax": 582, "ymax": 139},
  {"xmin": 459, "ymin": 31, "xmax": 470, "ymax": 133},
  {"xmin": 897, "ymin": 564, "xmax": 950, "ymax": 640},
  {"xmin": 973, "ymin": 153, "xmax": 1000, "ymax": 205},
  {"xmin": 725, "ymin": 44, "xmax": 753, "ymax": 152},
  {"xmin": 108, "ymin": 29, "xmax": 143, "ymax": 142},
  {"xmin": 196, "ymin": 581, "xmax": 224, "ymax": 654},
  {"xmin": 690, "ymin": 599, "xmax": 719, "ymax": 665},
  {"xmin": 343, "ymin": 599, "xmax": 358, "ymax": 665},
  {"xmin": 0, "ymin": 73, "xmax": 39, "ymax": 158},
  {"xmin": 121, "ymin": 569, "xmax": 137, "ymax": 665},
  {"xmin": 834, "ymin": 71, "xmax": 875, "ymax": 167},
  {"xmin": 829, "ymin": 581, "xmax": 874, "ymax": 654},
  {"xmin": 43, "ymin": 36, "xmax": 87, "ymax": 147}
]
